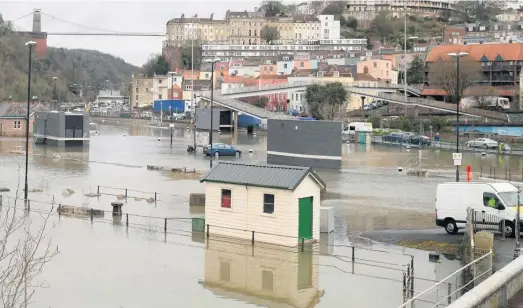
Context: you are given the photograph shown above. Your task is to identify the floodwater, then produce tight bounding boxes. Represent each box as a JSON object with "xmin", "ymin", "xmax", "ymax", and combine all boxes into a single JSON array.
[{"xmin": 0, "ymin": 123, "xmax": 502, "ymax": 307}]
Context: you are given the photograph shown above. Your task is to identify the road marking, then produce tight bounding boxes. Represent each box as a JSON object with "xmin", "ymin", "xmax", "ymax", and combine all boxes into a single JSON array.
[{"xmin": 267, "ymin": 151, "xmax": 341, "ymax": 160}]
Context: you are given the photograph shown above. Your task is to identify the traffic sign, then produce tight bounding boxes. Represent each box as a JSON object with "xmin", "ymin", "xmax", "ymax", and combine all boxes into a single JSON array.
[{"xmin": 453, "ymin": 153, "xmax": 462, "ymax": 160}]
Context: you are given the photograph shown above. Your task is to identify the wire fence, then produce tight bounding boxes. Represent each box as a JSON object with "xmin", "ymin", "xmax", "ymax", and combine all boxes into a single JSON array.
[
  {"xmin": 92, "ymin": 185, "xmax": 190, "ymax": 203},
  {"xmin": 398, "ymin": 250, "xmax": 493, "ymax": 308},
  {"xmin": 478, "ymin": 165, "xmax": 523, "ymax": 182},
  {"xmin": 0, "ymin": 194, "xmax": 417, "ymax": 288}
]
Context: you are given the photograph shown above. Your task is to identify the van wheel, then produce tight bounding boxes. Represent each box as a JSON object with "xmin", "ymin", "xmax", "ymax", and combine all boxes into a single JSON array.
[
  {"xmin": 444, "ymin": 219, "xmax": 458, "ymax": 234},
  {"xmin": 501, "ymin": 221, "xmax": 515, "ymax": 238}
]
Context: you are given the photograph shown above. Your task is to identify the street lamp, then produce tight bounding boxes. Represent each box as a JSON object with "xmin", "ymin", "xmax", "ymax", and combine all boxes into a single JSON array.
[
  {"xmin": 205, "ymin": 57, "xmax": 220, "ymax": 169},
  {"xmin": 52, "ymin": 76, "xmax": 58, "ymax": 110},
  {"xmin": 24, "ymin": 40, "xmax": 36, "ymax": 203},
  {"xmin": 447, "ymin": 52, "xmax": 469, "ymax": 182}
]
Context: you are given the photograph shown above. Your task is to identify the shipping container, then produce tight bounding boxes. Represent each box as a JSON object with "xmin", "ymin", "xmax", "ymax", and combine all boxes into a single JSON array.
[
  {"xmin": 237, "ymin": 114, "xmax": 261, "ymax": 128},
  {"xmin": 153, "ymin": 100, "xmax": 186, "ymax": 113}
]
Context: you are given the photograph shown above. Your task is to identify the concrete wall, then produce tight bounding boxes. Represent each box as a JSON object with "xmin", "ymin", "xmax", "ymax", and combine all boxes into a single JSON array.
[
  {"xmin": 267, "ymin": 119, "xmax": 342, "ymax": 169},
  {"xmin": 195, "ymin": 108, "xmax": 226, "ymax": 131}
]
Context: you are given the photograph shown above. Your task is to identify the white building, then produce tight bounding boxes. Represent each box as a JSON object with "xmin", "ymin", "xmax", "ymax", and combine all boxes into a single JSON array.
[
  {"xmin": 289, "ymin": 90, "xmax": 307, "ymax": 113},
  {"xmin": 200, "ymin": 162, "xmax": 326, "ymax": 246},
  {"xmin": 151, "ymin": 73, "xmax": 183, "ymax": 101},
  {"xmin": 92, "ymin": 90, "xmax": 129, "ymax": 112},
  {"xmin": 202, "ymin": 39, "xmax": 366, "ymax": 61},
  {"xmin": 318, "ymin": 15, "xmax": 340, "ymax": 40},
  {"xmin": 296, "ymin": 2, "xmax": 314, "ymax": 15},
  {"xmin": 293, "ymin": 16, "xmax": 320, "ymax": 40}
]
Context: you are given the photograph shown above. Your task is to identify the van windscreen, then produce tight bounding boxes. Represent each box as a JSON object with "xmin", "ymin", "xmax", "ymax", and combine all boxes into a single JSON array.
[{"xmin": 499, "ymin": 191, "xmax": 520, "ymax": 207}]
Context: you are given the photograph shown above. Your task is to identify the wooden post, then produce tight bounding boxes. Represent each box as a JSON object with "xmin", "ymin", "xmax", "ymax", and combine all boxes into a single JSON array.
[
  {"xmin": 97, "ymin": 185, "xmax": 100, "ymax": 195},
  {"xmin": 206, "ymin": 224, "xmax": 210, "ymax": 238},
  {"xmin": 58, "ymin": 204, "xmax": 61, "ymax": 216},
  {"xmin": 352, "ymin": 246, "xmax": 355, "ymax": 262},
  {"xmin": 251, "ymin": 231, "xmax": 255, "ymax": 245},
  {"xmin": 301, "ymin": 238, "xmax": 304, "ymax": 252},
  {"xmin": 90, "ymin": 209, "xmax": 94, "ymax": 222},
  {"xmin": 125, "ymin": 189, "xmax": 128, "ymax": 199},
  {"xmin": 164, "ymin": 218, "xmax": 167, "ymax": 233},
  {"xmin": 126, "ymin": 213, "xmax": 129, "ymax": 228},
  {"xmin": 154, "ymin": 192, "xmax": 157, "ymax": 202}
]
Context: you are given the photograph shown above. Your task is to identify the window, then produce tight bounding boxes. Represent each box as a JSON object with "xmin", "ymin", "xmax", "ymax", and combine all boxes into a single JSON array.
[
  {"xmin": 333, "ymin": 71, "xmax": 340, "ymax": 78},
  {"xmin": 185, "ymin": 85, "xmax": 193, "ymax": 91},
  {"xmin": 13, "ymin": 121, "xmax": 21, "ymax": 129},
  {"xmin": 135, "ymin": 87, "xmax": 139, "ymax": 93},
  {"xmin": 300, "ymin": 62, "xmax": 304, "ymax": 68},
  {"xmin": 159, "ymin": 79, "xmax": 163, "ymax": 84},
  {"xmin": 158, "ymin": 94, "xmax": 162, "ymax": 99},
  {"xmin": 221, "ymin": 189, "xmax": 232, "ymax": 208},
  {"xmin": 263, "ymin": 194, "xmax": 274, "ymax": 214},
  {"xmin": 135, "ymin": 95, "xmax": 138, "ymax": 100},
  {"xmin": 483, "ymin": 192, "xmax": 503, "ymax": 209},
  {"xmin": 284, "ymin": 63, "xmax": 288, "ymax": 69}
]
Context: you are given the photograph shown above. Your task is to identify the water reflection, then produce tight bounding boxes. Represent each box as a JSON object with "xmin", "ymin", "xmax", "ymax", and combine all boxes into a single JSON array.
[{"xmin": 202, "ymin": 238, "xmax": 323, "ymax": 308}]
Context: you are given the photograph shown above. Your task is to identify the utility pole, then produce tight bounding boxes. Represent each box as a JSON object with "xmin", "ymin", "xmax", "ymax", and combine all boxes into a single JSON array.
[
  {"xmin": 515, "ymin": 187, "xmax": 521, "ymax": 259},
  {"xmin": 192, "ymin": 15, "xmax": 197, "ymax": 151}
]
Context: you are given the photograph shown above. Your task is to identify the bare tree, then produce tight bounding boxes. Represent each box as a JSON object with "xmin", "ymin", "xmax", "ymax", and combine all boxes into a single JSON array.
[
  {"xmin": 0, "ymin": 189, "xmax": 58, "ymax": 308},
  {"xmin": 316, "ymin": 103, "xmax": 345, "ymax": 121},
  {"xmin": 428, "ymin": 56, "xmax": 482, "ymax": 103},
  {"xmin": 261, "ymin": 25, "xmax": 280, "ymax": 45}
]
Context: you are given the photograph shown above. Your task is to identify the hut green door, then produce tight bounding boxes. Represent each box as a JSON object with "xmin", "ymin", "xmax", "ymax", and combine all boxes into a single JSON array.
[{"xmin": 298, "ymin": 197, "xmax": 313, "ymax": 239}]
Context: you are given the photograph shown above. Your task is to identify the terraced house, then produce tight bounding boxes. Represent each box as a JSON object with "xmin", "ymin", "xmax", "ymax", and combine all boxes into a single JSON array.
[{"xmin": 424, "ymin": 43, "xmax": 523, "ymax": 107}]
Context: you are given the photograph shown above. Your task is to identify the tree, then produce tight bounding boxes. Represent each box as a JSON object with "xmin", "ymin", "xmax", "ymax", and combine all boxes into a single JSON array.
[
  {"xmin": 456, "ymin": 0, "xmax": 504, "ymax": 22},
  {"xmin": 0, "ymin": 191, "xmax": 58, "ymax": 307},
  {"xmin": 305, "ymin": 82, "xmax": 348, "ymax": 120},
  {"xmin": 366, "ymin": 36, "xmax": 374, "ymax": 50},
  {"xmin": 428, "ymin": 56, "xmax": 482, "ymax": 103},
  {"xmin": 261, "ymin": 25, "xmax": 280, "ymax": 45},
  {"xmin": 142, "ymin": 54, "xmax": 170, "ymax": 77},
  {"xmin": 321, "ymin": 2, "xmax": 345, "ymax": 15},
  {"xmin": 370, "ymin": 11, "xmax": 399, "ymax": 43},
  {"xmin": 398, "ymin": 36, "xmax": 414, "ymax": 51},
  {"xmin": 407, "ymin": 55, "xmax": 425, "ymax": 84},
  {"xmin": 260, "ymin": 1, "xmax": 285, "ymax": 17},
  {"xmin": 252, "ymin": 97, "xmax": 268, "ymax": 109},
  {"xmin": 345, "ymin": 17, "xmax": 358, "ymax": 30}
]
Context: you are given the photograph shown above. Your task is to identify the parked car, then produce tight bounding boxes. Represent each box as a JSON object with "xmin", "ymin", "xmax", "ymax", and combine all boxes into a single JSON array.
[
  {"xmin": 408, "ymin": 135, "xmax": 431, "ymax": 146},
  {"xmin": 466, "ymin": 138, "xmax": 498, "ymax": 149},
  {"xmin": 203, "ymin": 143, "xmax": 242, "ymax": 157},
  {"xmin": 370, "ymin": 102, "xmax": 378, "ymax": 109},
  {"xmin": 383, "ymin": 132, "xmax": 411, "ymax": 143},
  {"xmin": 363, "ymin": 105, "xmax": 372, "ymax": 111}
]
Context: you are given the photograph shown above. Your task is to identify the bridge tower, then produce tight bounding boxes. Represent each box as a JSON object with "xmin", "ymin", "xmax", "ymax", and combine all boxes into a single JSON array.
[{"xmin": 29, "ymin": 9, "xmax": 47, "ymax": 58}]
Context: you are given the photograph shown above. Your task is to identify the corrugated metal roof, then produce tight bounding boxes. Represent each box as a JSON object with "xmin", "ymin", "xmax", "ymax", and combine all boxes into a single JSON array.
[{"xmin": 200, "ymin": 162, "xmax": 325, "ymax": 191}]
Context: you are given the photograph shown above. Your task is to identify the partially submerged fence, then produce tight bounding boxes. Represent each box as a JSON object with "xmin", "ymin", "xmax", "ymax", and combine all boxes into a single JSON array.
[{"xmin": 398, "ymin": 250, "xmax": 493, "ymax": 308}]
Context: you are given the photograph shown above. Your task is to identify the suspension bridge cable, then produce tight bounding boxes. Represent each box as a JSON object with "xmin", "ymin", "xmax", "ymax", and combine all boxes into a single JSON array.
[
  {"xmin": 10, "ymin": 12, "xmax": 34, "ymax": 22},
  {"xmin": 41, "ymin": 12, "xmax": 122, "ymax": 34}
]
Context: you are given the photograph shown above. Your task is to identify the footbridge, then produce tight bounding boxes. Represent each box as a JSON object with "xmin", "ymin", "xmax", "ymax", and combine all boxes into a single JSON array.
[{"xmin": 215, "ymin": 81, "xmax": 509, "ymax": 122}]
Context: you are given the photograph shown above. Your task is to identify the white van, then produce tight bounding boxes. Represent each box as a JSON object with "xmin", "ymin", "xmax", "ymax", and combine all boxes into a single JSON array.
[
  {"xmin": 342, "ymin": 122, "xmax": 373, "ymax": 137},
  {"xmin": 435, "ymin": 182, "xmax": 521, "ymax": 237}
]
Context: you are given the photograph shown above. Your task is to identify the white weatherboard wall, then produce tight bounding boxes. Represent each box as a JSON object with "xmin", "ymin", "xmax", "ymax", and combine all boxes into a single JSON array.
[{"xmin": 204, "ymin": 174, "xmax": 321, "ymax": 246}]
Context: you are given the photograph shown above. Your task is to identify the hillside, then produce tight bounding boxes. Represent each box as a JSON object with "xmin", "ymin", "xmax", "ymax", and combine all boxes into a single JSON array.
[{"xmin": 0, "ymin": 20, "xmax": 139, "ymax": 102}]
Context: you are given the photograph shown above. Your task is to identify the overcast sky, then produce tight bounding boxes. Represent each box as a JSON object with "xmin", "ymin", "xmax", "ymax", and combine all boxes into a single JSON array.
[{"xmin": 0, "ymin": 0, "xmax": 269, "ymax": 66}]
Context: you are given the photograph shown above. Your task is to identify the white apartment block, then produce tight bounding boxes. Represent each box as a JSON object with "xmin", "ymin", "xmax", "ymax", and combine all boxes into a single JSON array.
[
  {"xmin": 293, "ymin": 17, "xmax": 320, "ymax": 40},
  {"xmin": 319, "ymin": 15, "xmax": 340, "ymax": 40},
  {"xmin": 202, "ymin": 39, "xmax": 367, "ymax": 61}
]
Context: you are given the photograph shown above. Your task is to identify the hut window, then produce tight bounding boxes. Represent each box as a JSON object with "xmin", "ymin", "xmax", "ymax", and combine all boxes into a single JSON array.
[
  {"xmin": 221, "ymin": 189, "xmax": 232, "ymax": 208},
  {"xmin": 263, "ymin": 194, "xmax": 274, "ymax": 214}
]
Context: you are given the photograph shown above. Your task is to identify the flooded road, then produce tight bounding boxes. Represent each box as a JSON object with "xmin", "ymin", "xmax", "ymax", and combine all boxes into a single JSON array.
[{"xmin": 0, "ymin": 122, "xmax": 507, "ymax": 307}]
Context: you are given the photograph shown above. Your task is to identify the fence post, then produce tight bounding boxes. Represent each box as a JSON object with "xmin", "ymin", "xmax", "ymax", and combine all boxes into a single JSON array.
[
  {"xmin": 154, "ymin": 192, "xmax": 157, "ymax": 202},
  {"xmin": 480, "ymin": 165, "xmax": 483, "ymax": 177},
  {"xmin": 251, "ymin": 231, "xmax": 255, "ymax": 245},
  {"xmin": 505, "ymin": 167, "xmax": 508, "ymax": 180},
  {"xmin": 206, "ymin": 224, "xmax": 209, "ymax": 238},
  {"xmin": 126, "ymin": 213, "xmax": 129, "ymax": 228},
  {"xmin": 403, "ymin": 273, "xmax": 407, "ymax": 301},
  {"xmin": 509, "ymin": 169, "xmax": 512, "ymax": 181},
  {"xmin": 164, "ymin": 218, "xmax": 167, "ymax": 233},
  {"xmin": 502, "ymin": 219, "xmax": 506, "ymax": 241},
  {"xmin": 58, "ymin": 204, "xmax": 61, "ymax": 216},
  {"xmin": 27, "ymin": 199, "xmax": 30, "ymax": 210},
  {"xmin": 493, "ymin": 167, "xmax": 496, "ymax": 180},
  {"xmin": 410, "ymin": 261, "xmax": 414, "ymax": 298},
  {"xmin": 489, "ymin": 166, "xmax": 492, "ymax": 178},
  {"xmin": 125, "ymin": 189, "xmax": 128, "ymax": 199},
  {"xmin": 352, "ymin": 246, "xmax": 355, "ymax": 262},
  {"xmin": 447, "ymin": 282, "xmax": 452, "ymax": 304},
  {"xmin": 301, "ymin": 238, "xmax": 304, "ymax": 252},
  {"xmin": 90, "ymin": 209, "xmax": 94, "ymax": 222},
  {"xmin": 97, "ymin": 185, "xmax": 100, "ymax": 195}
]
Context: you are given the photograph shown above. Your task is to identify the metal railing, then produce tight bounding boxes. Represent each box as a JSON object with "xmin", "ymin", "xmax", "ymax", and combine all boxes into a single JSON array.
[{"xmin": 398, "ymin": 250, "xmax": 494, "ymax": 308}]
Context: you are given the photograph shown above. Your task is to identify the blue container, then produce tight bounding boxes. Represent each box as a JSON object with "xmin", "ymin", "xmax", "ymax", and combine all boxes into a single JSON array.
[
  {"xmin": 237, "ymin": 114, "xmax": 261, "ymax": 128},
  {"xmin": 153, "ymin": 100, "xmax": 186, "ymax": 113}
]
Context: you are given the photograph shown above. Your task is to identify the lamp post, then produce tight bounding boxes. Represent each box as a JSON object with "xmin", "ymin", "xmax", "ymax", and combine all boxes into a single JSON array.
[
  {"xmin": 24, "ymin": 41, "xmax": 36, "ymax": 203},
  {"xmin": 515, "ymin": 186, "xmax": 521, "ymax": 259},
  {"xmin": 205, "ymin": 57, "xmax": 220, "ymax": 169},
  {"xmin": 52, "ymin": 76, "xmax": 58, "ymax": 110},
  {"xmin": 169, "ymin": 105, "xmax": 173, "ymax": 146},
  {"xmin": 448, "ymin": 52, "xmax": 468, "ymax": 182},
  {"xmin": 191, "ymin": 15, "xmax": 197, "ymax": 151}
]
